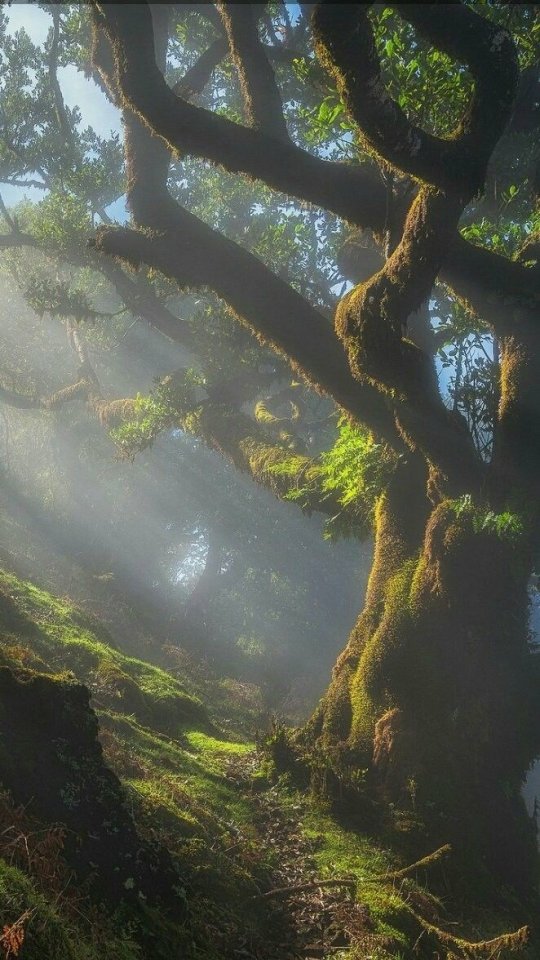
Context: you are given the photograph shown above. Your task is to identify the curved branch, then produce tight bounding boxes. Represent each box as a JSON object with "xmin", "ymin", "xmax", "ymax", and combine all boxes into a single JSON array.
[
  {"xmin": 172, "ymin": 37, "xmax": 228, "ymax": 99},
  {"xmin": 96, "ymin": 257, "xmax": 197, "ymax": 352},
  {"xmin": 88, "ymin": 1, "xmax": 540, "ymax": 334},
  {"xmin": 88, "ymin": 1, "xmax": 516, "ymax": 491},
  {"xmin": 90, "ymin": 1, "xmax": 387, "ymax": 231},
  {"xmin": 90, "ymin": 219, "xmax": 402, "ymax": 453},
  {"xmin": 311, "ymin": 1, "xmax": 513, "ymax": 489},
  {"xmin": 313, "ymin": 2, "xmax": 518, "ymax": 194}
]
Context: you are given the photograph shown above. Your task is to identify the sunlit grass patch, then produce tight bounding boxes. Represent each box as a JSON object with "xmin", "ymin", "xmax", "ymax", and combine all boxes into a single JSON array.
[
  {"xmin": 0, "ymin": 569, "xmax": 205, "ymax": 731},
  {"xmin": 183, "ymin": 729, "xmax": 254, "ymax": 755}
]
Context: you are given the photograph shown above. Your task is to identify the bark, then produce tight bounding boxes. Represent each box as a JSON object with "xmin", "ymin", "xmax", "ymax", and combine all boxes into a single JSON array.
[
  {"xmin": 217, "ymin": 2, "xmax": 289, "ymax": 142},
  {"xmin": 307, "ymin": 457, "xmax": 539, "ymax": 889},
  {"xmin": 91, "ymin": 0, "xmax": 540, "ymax": 335},
  {"xmin": 172, "ymin": 38, "xmax": 228, "ymax": 99}
]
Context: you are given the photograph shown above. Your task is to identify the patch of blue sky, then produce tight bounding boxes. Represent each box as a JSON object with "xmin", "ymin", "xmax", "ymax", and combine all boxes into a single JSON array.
[
  {"xmin": 286, "ymin": 4, "xmax": 302, "ymax": 26},
  {"xmin": 58, "ymin": 64, "xmax": 121, "ymax": 140},
  {"xmin": 5, "ymin": 2, "xmax": 50, "ymax": 47}
]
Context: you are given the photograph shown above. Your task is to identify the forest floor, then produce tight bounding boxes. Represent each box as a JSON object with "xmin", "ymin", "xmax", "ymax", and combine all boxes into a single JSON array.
[
  {"xmin": 0, "ymin": 567, "xmax": 537, "ymax": 960},
  {"xmin": 222, "ymin": 750, "xmax": 395, "ymax": 960}
]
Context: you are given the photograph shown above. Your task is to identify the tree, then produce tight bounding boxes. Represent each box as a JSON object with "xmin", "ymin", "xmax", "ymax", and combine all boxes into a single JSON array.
[
  {"xmin": 1, "ymin": 1, "xmax": 540, "ymax": 892},
  {"xmin": 84, "ymin": 0, "xmax": 540, "ymax": 889}
]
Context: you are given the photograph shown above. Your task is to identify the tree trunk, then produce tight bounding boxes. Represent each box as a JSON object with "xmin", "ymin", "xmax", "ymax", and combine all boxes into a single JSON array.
[
  {"xmin": 307, "ymin": 457, "xmax": 539, "ymax": 890},
  {"xmin": 180, "ymin": 539, "xmax": 223, "ymax": 650}
]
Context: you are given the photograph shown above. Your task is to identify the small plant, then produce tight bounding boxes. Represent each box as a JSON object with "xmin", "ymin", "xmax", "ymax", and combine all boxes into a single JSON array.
[
  {"xmin": 406, "ymin": 776, "xmax": 417, "ymax": 811},
  {"xmin": 450, "ymin": 495, "xmax": 524, "ymax": 542},
  {"xmin": 0, "ymin": 911, "xmax": 31, "ymax": 959}
]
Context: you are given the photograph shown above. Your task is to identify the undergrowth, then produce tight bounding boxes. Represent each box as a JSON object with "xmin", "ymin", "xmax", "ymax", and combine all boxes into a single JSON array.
[{"xmin": 0, "ymin": 568, "xmax": 537, "ymax": 960}]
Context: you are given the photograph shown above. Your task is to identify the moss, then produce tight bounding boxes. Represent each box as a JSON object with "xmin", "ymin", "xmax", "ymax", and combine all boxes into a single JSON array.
[
  {"xmin": 1, "ymin": 566, "xmax": 536, "ymax": 958},
  {"xmin": 0, "ymin": 569, "xmax": 281, "ymax": 958},
  {"xmin": 183, "ymin": 730, "xmax": 253, "ymax": 755},
  {"xmin": 0, "ymin": 568, "xmax": 206, "ymax": 734},
  {"xmin": 0, "ymin": 859, "xmax": 79, "ymax": 960},
  {"xmin": 270, "ymin": 784, "xmax": 425, "ymax": 957}
]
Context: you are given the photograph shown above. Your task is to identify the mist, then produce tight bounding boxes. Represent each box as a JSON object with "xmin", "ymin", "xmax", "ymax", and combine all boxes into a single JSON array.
[{"xmin": 0, "ymin": 266, "xmax": 371, "ymax": 720}]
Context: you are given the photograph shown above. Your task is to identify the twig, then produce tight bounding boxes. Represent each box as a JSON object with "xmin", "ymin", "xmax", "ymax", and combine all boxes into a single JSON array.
[
  {"xmin": 371, "ymin": 844, "xmax": 452, "ymax": 882},
  {"xmin": 252, "ymin": 877, "xmax": 356, "ymax": 900}
]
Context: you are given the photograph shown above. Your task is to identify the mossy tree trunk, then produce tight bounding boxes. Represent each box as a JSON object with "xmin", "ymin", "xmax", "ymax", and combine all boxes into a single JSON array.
[{"xmin": 309, "ymin": 455, "xmax": 539, "ymax": 889}]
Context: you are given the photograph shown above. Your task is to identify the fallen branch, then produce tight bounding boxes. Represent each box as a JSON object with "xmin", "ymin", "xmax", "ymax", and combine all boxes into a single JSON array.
[
  {"xmin": 411, "ymin": 912, "xmax": 529, "ymax": 958},
  {"xmin": 372, "ymin": 844, "xmax": 452, "ymax": 882},
  {"xmin": 252, "ymin": 877, "xmax": 356, "ymax": 901}
]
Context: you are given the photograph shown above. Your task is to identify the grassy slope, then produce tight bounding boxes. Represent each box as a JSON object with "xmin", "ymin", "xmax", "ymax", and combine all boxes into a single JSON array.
[{"xmin": 0, "ymin": 568, "xmax": 536, "ymax": 960}]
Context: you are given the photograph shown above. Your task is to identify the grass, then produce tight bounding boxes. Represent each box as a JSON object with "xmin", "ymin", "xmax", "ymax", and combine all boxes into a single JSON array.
[
  {"xmin": 0, "ymin": 568, "xmax": 276, "ymax": 959},
  {"xmin": 0, "ymin": 569, "xmax": 205, "ymax": 731},
  {"xmin": 0, "ymin": 859, "xmax": 142, "ymax": 960},
  {"xmin": 262, "ymin": 775, "xmax": 538, "ymax": 959},
  {"xmin": 0, "ymin": 567, "xmax": 537, "ymax": 960}
]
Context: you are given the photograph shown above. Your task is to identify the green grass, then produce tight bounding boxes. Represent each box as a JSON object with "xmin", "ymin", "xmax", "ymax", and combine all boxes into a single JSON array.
[
  {"xmin": 261, "ymin": 775, "xmax": 538, "ymax": 960},
  {"xmin": 0, "ymin": 860, "xmax": 141, "ymax": 960},
  {"xmin": 183, "ymin": 729, "xmax": 254, "ymax": 755},
  {"xmin": 0, "ymin": 568, "xmax": 277, "ymax": 959},
  {"xmin": 0, "ymin": 569, "xmax": 205, "ymax": 732},
  {"xmin": 98, "ymin": 710, "xmax": 256, "ymax": 837}
]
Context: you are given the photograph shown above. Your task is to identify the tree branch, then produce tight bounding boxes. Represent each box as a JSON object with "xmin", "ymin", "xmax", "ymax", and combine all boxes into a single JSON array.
[
  {"xmin": 47, "ymin": 7, "xmax": 78, "ymax": 154},
  {"xmin": 311, "ymin": 1, "xmax": 510, "ymax": 490},
  {"xmin": 313, "ymin": 2, "xmax": 517, "ymax": 194},
  {"xmin": 89, "ymin": 0, "xmax": 540, "ymax": 335},
  {"xmin": 172, "ymin": 37, "xmax": 229, "ymax": 99},
  {"xmin": 217, "ymin": 2, "xmax": 290, "ymax": 142},
  {"xmin": 90, "ymin": 2, "xmax": 387, "ymax": 231},
  {"xmin": 90, "ymin": 219, "xmax": 402, "ymax": 452}
]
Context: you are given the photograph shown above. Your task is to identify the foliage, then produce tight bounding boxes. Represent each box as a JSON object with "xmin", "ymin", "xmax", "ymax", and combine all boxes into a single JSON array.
[
  {"xmin": 319, "ymin": 417, "xmax": 397, "ymax": 538},
  {"xmin": 449, "ymin": 494, "xmax": 525, "ymax": 542},
  {"xmin": 24, "ymin": 276, "xmax": 101, "ymax": 323},
  {"xmin": 371, "ymin": 6, "xmax": 472, "ymax": 139},
  {"xmin": 434, "ymin": 298, "xmax": 498, "ymax": 459},
  {"xmin": 0, "ymin": 4, "xmax": 539, "ymax": 951}
]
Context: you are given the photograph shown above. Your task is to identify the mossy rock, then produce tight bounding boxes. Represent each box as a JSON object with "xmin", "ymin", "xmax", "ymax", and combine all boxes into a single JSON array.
[{"xmin": 0, "ymin": 667, "xmax": 185, "ymax": 913}]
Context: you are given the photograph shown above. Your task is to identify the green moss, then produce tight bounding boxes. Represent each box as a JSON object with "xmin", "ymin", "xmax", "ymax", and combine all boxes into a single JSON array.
[
  {"xmin": 270, "ymin": 785, "xmax": 423, "ymax": 956},
  {"xmin": 0, "ymin": 569, "xmax": 205, "ymax": 733},
  {"xmin": 183, "ymin": 730, "xmax": 254, "ymax": 755},
  {"xmin": 350, "ymin": 557, "xmax": 418, "ymax": 746},
  {"xmin": 1, "ymin": 566, "xmax": 535, "ymax": 959}
]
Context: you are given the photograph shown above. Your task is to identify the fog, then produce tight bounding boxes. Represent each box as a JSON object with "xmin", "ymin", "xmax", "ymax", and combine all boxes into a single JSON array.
[{"xmin": 0, "ymin": 266, "xmax": 371, "ymax": 718}]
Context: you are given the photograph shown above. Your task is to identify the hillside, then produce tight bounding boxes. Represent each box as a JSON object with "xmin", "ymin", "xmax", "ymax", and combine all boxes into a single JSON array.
[{"xmin": 0, "ymin": 570, "xmax": 536, "ymax": 960}]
